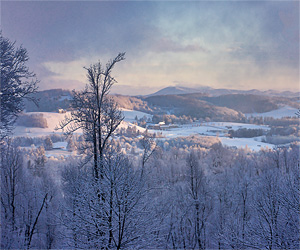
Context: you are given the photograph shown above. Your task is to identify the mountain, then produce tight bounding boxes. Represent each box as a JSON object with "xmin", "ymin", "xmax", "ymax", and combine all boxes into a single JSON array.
[
  {"xmin": 180, "ymin": 93, "xmax": 299, "ymax": 113},
  {"xmin": 24, "ymin": 88, "xmax": 299, "ymax": 122},
  {"xmin": 146, "ymin": 86, "xmax": 208, "ymax": 96},
  {"xmin": 144, "ymin": 94, "xmax": 245, "ymax": 121},
  {"xmin": 147, "ymin": 85, "xmax": 300, "ymax": 98}
]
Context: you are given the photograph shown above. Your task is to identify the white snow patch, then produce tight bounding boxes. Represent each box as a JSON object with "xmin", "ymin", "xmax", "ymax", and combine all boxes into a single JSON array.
[
  {"xmin": 121, "ymin": 108, "xmax": 152, "ymax": 122},
  {"xmin": 13, "ymin": 112, "xmax": 81, "ymax": 137},
  {"xmin": 148, "ymin": 122, "xmax": 269, "ymax": 139},
  {"xmin": 118, "ymin": 121, "xmax": 147, "ymax": 133},
  {"xmin": 148, "ymin": 122, "xmax": 272, "ymax": 151},
  {"xmin": 202, "ymin": 122, "xmax": 270, "ymax": 130},
  {"xmin": 219, "ymin": 137, "xmax": 274, "ymax": 151}
]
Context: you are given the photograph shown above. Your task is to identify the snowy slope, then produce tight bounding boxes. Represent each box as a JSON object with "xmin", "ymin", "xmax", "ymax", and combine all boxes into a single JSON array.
[
  {"xmin": 147, "ymin": 86, "xmax": 203, "ymax": 96},
  {"xmin": 118, "ymin": 120, "xmax": 147, "ymax": 133},
  {"xmin": 219, "ymin": 137, "xmax": 274, "ymax": 151},
  {"xmin": 245, "ymin": 106, "xmax": 298, "ymax": 118},
  {"xmin": 14, "ymin": 112, "xmax": 73, "ymax": 137},
  {"xmin": 121, "ymin": 108, "xmax": 152, "ymax": 122},
  {"xmin": 14, "ymin": 110, "xmax": 151, "ymax": 137}
]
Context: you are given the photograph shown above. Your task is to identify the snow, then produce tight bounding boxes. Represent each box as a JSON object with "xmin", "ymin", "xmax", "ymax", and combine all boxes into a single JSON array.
[
  {"xmin": 121, "ymin": 108, "xmax": 152, "ymax": 122},
  {"xmin": 219, "ymin": 137, "xmax": 274, "ymax": 151},
  {"xmin": 148, "ymin": 122, "xmax": 272, "ymax": 151},
  {"xmin": 202, "ymin": 122, "xmax": 270, "ymax": 130},
  {"xmin": 245, "ymin": 106, "xmax": 299, "ymax": 119},
  {"xmin": 13, "ymin": 110, "xmax": 276, "ymax": 152},
  {"xmin": 14, "ymin": 111, "xmax": 149, "ymax": 138},
  {"xmin": 118, "ymin": 120, "xmax": 147, "ymax": 133},
  {"xmin": 148, "ymin": 122, "xmax": 269, "ymax": 139},
  {"xmin": 53, "ymin": 141, "xmax": 68, "ymax": 150},
  {"xmin": 45, "ymin": 149, "xmax": 76, "ymax": 159},
  {"xmin": 13, "ymin": 112, "xmax": 76, "ymax": 137},
  {"xmin": 149, "ymin": 124, "xmax": 221, "ymax": 138}
]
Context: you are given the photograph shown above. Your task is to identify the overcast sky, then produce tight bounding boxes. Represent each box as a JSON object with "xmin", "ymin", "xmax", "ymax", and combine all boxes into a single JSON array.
[{"xmin": 1, "ymin": 0, "xmax": 299, "ymax": 95}]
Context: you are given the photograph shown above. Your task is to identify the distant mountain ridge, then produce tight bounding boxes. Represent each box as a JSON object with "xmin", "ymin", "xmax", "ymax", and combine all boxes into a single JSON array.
[
  {"xmin": 24, "ymin": 88, "xmax": 299, "ymax": 122},
  {"xmin": 24, "ymin": 89, "xmax": 73, "ymax": 112},
  {"xmin": 147, "ymin": 86, "xmax": 212, "ymax": 96},
  {"xmin": 147, "ymin": 86, "xmax": 300, "ymax": 98}
]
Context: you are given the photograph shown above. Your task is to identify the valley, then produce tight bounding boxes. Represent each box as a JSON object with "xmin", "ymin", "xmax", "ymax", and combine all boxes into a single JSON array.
[{"xmin": 14, "ymin": 86, "xmax": 299, "ymax": 160}]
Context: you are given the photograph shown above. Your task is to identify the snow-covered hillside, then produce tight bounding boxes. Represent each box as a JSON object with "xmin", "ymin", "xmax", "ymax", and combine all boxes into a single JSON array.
[
  {"xmin": 246, "ymin": 106, "xmax": 298, "ymax": 118},
  {"xmin": 14, "ymin": 109, "xmax": 151, "ymax": 137},
  {"xmin": 14, "ymin": 112, "xmax": 72, "ymax": 137},
  {"xmin": 121, "ymin": 108, "xmax": 152, "ymax": 122}
]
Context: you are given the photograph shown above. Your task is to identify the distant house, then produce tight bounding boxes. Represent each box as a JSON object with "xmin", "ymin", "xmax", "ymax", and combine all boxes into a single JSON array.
[{"xmin": 58, "ymin": 109, "xmax": 66, "ymax": 113}]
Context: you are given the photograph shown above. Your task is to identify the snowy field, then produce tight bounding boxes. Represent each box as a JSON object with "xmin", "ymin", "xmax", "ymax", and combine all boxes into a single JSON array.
[
  {"xmin": 219, "ymin": 137, "xmax": 273, "ymax": 151},
  {"xmin": 245, "ymin": 106, "xmax": 298, "ymax": 119},
  {"xmin": 148, "ymin": 122, "xmax": 270, "ymax": 139},
  {"xmin": 14, "ymin": 112, "xmax": 72, "ymax": 137},
  {"xmin": 14, "ymin": 110, "xmax": 276, "ymax": 152},
  {"xmin": 202, "ymin": 122, "xmax": 270, "ymax": 130},
  {"xmin": 148, "ymin": 122, "xmax": 272, "ymax": 151},
  {"xmin": 121, "ymin": 108, "xmax": 152, "ymax": 123}
]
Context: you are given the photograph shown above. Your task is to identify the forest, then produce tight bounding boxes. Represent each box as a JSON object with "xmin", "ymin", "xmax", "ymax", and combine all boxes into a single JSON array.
[{"xmin": 1, "ymin": 135, "xmax": 299, "ymax": 249}]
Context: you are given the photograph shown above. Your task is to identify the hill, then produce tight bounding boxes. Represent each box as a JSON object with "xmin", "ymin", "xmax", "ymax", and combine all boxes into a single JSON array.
[
  {"xmin": 147, "ymin": 86, "xmax": 205, "ymax": 96},
  {"xmin": 24, "ymin": 88, "xmax": 299, "ymax": 122},
  {"xmin": 144, "ymin": 94, "xmax": 244, "ymax": 121},
  {"xmin": 193, "ymin": 93, "xmax": 299, "ymax": 113},
  {"xmin": 24, "ymin": 89, "xmax": 73, "ymax": 112},
  {"xmin": 199, "ymin": 94, "xmax": 278, "ymax": 113},
  {"xmin": 147, "ymin": 85, "xmax": 300, "ymax": 98}
]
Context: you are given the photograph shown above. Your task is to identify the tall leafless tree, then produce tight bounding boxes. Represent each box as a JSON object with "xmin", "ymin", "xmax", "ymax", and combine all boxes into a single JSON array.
[{"xmin": 58, "ymin": 53, "xmax": 125, "ymax": 180}]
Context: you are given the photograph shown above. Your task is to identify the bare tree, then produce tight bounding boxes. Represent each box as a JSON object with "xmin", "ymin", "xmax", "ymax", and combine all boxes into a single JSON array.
[
  {"xmin": 140, "ymin": 132, "xmax": 157, "ymax": 178},
  {"xmin": 186, "ymin": 151, "xmax": 212, "ymax": 249},
  {"xmin": 58, "ymin": 53, "xmax": 125, "ymax": 180},
  {"xmin": 0, "ymin": 33, "xmax": 38, "ymax": 139},
  {"xmin": 1, "ymin": 140, "xmax": 52, "ymax": 249}
]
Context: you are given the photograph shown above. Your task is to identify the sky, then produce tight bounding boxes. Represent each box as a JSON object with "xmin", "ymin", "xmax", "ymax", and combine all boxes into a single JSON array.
[{"xmin": 1, "ymin": 0, "xmax": 299, "ymax": 95}]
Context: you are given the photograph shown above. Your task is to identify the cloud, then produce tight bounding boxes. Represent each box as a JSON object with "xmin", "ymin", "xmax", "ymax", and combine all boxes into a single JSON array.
[
  {"xmin": 226, "ymin": 44, "xmax": 270, "ymax": 67},
  {"xmin": 151, "ymin": 37, "xmax": 209, "ymax": 53},
  {"xmin": 2, "ymin": 1, "xmax": 298, "ymax": 92},
  {"xmin": 42, "ymin": 59, "xmax": 87, "ymax": 87}
]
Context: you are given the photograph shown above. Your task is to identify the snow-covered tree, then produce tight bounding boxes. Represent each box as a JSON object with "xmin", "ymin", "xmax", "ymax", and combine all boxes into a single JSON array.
[
  {"xmin": 0, "ymin": 33, "xmax": 38, "ymax": 139},
  {"xmin": 61, "ymin": 147, "xmax": 157, "ymax": 249},
  {"xmin": 44, "ymin": 136, "xmax": 53, "ymax": 150},
  {"xmin": 1, "ymin": 140, "xmax": 55, "ymax": 249}
]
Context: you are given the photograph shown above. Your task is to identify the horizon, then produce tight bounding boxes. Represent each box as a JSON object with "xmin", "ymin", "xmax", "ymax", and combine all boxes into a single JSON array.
[
  {"xmin": 35, "ymin": 84, "xmax": 300, "ymax": 97},
  {"xmin": 2, "ymin": 1, "xmax": 299, "ymax": 94}
]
